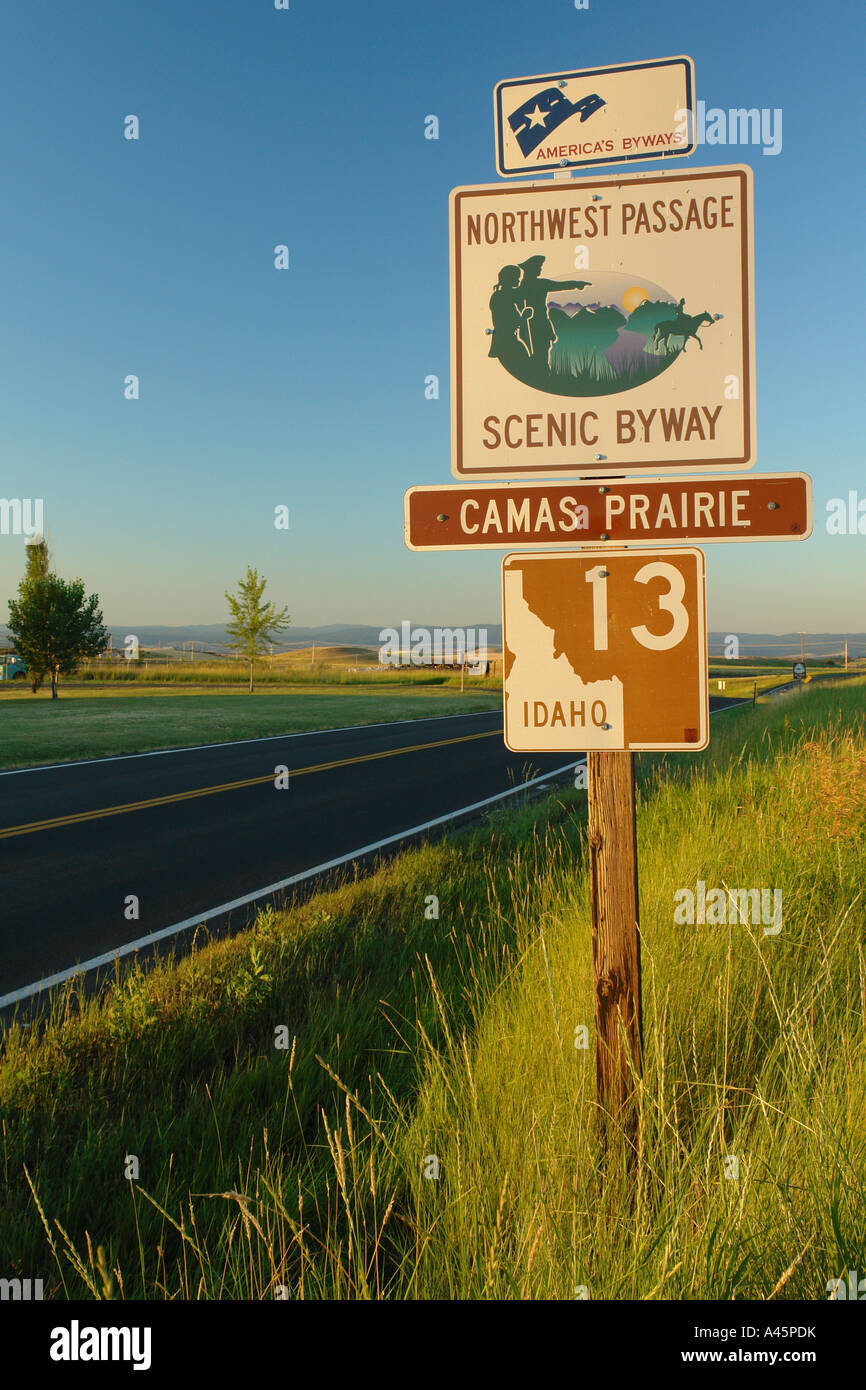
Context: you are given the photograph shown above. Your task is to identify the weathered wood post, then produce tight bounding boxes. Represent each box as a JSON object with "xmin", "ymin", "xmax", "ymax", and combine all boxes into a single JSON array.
[{"xmin": 587, "ymin": 750, "xmax": 642, "ymax": 1123}]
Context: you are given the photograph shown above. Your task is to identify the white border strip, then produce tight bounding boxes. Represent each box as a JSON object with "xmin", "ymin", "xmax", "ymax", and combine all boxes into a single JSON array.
[{"xmin": 0, "ymin": 758, "xmax": 582, "ymax": 1009}]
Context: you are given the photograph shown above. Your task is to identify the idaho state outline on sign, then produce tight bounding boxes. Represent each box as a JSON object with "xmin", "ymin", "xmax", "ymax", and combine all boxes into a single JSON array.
[
  {"xmin": 450, "ymin": 165, "xmax": 754, "ymax": 479},
  {"xmin": 501, "ymin": 547, "xmax": 708, "ymax": 752}
]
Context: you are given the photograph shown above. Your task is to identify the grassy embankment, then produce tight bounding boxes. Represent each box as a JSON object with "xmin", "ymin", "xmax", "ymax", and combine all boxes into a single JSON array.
[
  {"xmin": 0, "ymin": 688, "xmax": 502, "ymax": 771},
  {"xmin": 0, "ymin": 680, "xmax": 863, "ymax": 1298}
]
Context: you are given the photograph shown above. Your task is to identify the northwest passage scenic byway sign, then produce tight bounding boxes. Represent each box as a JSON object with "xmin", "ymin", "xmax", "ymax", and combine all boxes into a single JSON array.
[
  {"xmin": 502, "ymin": 547, "xmax": 708, "ymax": 752},
  {"xmin": 451, "ymin": 164, "xmax": 754, "ymax": 478}
]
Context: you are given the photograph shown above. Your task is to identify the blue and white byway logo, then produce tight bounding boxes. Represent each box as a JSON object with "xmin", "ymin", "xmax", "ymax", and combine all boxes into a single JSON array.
[
  {"xmin": 508, "ymin": 88, "xmax": 606, "ymax": 158},
  {"xmin": 494, "ymin": 57, "xmax": 695, "ymax": 177}
]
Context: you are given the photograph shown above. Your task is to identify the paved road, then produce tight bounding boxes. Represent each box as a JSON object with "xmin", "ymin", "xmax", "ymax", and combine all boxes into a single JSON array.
[
  {"xmin": 0, "ymin": 695, "xmax": 753, "ymax": 1008},
  {"xmin": 0, "ymin": 711, "xmax": 578, "ymax": 1005}
]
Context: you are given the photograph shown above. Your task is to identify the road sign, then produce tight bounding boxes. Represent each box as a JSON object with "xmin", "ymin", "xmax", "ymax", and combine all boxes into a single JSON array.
[
  {"xmin": 450, "ymin": 164, "xmax": 754, "ymax": 479},
  {"xmin": 405, "ymin": 472, "xmax": 812, "ymax": 550},
  {"xmin": 793, "ymin": 660, "xmax": 807, "ymax": 680},
  {"xmin": 494, "ymin": 56, "xmax": 695, "ymax": 178},
  {"xmin": 502, "ymin": 547, "xmax": 708, "ymax": 752}
]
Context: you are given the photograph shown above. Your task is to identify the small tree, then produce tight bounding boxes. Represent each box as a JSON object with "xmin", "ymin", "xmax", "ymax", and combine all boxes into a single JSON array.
[
  {"xmin": 20, "ymin": 536, "xmax": 50, "ymax": 691},
  {"xmin": 225, "ymin": 567, "xmax": 290, "ymax": 693},
  {"xmin": 7, "ymin": 573, "xmax": 109, "ymax": 699}
]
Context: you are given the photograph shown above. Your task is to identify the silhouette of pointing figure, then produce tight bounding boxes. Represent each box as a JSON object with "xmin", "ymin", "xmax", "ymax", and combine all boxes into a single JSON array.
[
  {"xmin": 517, "ymin": 255, "xmax": 591, "ymax": 369},
  {"xmin": 488, "ymin": 265, "xmax": 533, "ymax": 366}
]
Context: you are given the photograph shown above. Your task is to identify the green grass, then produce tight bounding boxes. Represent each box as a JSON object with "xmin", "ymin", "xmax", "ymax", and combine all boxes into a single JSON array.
[
  {"xmin": 709, "ymin": 674, "xmax": 779, "ymax": 700},
  {"xmin": 546, "ymin": 343, "xmax": 681, "ymax": 397},
  {"xmin": 0, "ymin": 678, "xmax": 863, "ymax": 1299},
  {"xmin": 0, "ymin": 687, "xmax": 502, "ymax": 770},
  {"xmin": 71, "ymin": 661, "xmax": 484, "ymax": 686},
  {"xmin": 708, "ymin": 658, "xmax": 858, "ymax": 678}
]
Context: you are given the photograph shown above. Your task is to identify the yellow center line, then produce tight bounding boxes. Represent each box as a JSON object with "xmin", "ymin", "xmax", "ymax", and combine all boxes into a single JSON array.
[{"xmin": 0, "ymin": 728, "xmax": 501, "ymax": 841}]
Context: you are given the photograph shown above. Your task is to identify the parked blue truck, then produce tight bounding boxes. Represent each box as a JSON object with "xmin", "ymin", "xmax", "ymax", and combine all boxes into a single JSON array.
[{"xmin": 0, "ymin": 652, "xmax": 27, "ymax": 680}]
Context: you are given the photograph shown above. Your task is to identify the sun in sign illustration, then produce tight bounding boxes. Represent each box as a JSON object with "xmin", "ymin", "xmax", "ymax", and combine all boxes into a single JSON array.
[{"xmin": 621, "ymin": 285, "xmax": 650, "ymax": 315}]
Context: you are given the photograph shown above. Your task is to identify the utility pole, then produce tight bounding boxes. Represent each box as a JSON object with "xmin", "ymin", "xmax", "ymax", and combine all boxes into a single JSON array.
[
  {"xmin": 800, "ymin": 631, "xmax": 805, "ymax": 662},
  {"xmin": 845, "ymin": 638, "xmax": 848, "ymax": 670}
]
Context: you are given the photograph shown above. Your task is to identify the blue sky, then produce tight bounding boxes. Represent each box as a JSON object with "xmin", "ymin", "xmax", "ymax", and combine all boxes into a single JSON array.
[{"xmin": 0, "ymin": 0, "xmax": 862, "ymax": 631}]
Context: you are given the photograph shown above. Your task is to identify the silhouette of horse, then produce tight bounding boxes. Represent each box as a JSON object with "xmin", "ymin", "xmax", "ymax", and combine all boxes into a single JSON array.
[{"xmin": 652, "ymin": 310, "xmax": 715, "ymax": 353}]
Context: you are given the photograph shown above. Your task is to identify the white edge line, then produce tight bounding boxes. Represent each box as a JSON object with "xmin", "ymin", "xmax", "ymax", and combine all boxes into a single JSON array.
[
  {"xmin": 0, "ymin": 708, "xmax": 499, "ymax": 778},
  {"xmin": 0, "ymin": 758, "xmax": 583, "ymax": 1010}
]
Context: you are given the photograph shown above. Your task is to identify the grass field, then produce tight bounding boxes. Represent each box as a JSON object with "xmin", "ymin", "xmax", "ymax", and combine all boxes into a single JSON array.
[
  {"xmin": 708, "ymin": 674, "xmax": 781, "ymax": 700},
  {"xmin": 0, "ymin": 687, "xmax": 502, "ymax": 771},
  {"xmin": 0, "ymin": 670, "xmax": 823, "ymax": 772},
  {"xmin": 0, "ymin": 677, "xmax": 863, "ymax": 1299},
  {"xmin": 70, "ymin": 643, "xmax": 505, "ymax": 687},
  {"xmin": 708, "ymin": 657, "xmax": 857, "ymax": 679}
]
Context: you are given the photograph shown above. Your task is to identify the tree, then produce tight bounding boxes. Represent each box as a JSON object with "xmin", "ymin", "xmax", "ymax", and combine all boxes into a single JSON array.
[
  {"xmin": 7, "ymin": 573, "xmax": 110, "ymax": 699},
  {"xmin": 20, "ymin": 536, "xmax": 50, "ymax": 691},
  {"xmin": 225, "ymin": 567, "xmax": 291, "ymax": 693},
  {"xmin": 24, "ymin": 534, "xmax": 50, "ymax": 583}
]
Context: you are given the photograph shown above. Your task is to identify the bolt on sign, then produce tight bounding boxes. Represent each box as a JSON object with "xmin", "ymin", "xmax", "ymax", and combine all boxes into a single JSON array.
[
  {"xmin": 450, "ymin": 164, "xmax": 754, "ymax": 479},
  {"xmin": 405, "ymin": 472, "xmax": 812, "ymax": 550},
  {"xmin": 502, "ymin": 547, "xmax": 708, "ymax": 752},
  {"xmin": 494, "ymin": 55, "xmax": 696, "ymax": 178}
]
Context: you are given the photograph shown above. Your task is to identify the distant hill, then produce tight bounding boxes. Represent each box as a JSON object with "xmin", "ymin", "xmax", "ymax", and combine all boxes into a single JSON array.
[
  {"xmin": 707, "ymin": 632, "xmax": 862, "ymax": 660},
  {"xmin": 0, "ymin": 621, "xmax": 502, "ymax": 653},
  {"xmin": 1, "ymin": 624, "xmax": 863, "ymax": 659}
]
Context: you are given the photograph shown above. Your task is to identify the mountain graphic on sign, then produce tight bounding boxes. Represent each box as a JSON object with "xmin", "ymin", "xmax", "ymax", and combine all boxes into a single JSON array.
[{"xmin": 487, "ymin": 262, "xmax": 718, "ymax": 398}]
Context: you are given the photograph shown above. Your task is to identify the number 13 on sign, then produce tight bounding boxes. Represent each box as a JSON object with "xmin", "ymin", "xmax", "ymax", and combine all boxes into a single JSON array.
[{"xmin": 502, "ymin": 547, "xmax": 708, "ymax": 752}]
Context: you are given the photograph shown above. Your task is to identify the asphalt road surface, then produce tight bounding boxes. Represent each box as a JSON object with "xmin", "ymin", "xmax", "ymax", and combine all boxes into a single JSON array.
[
  {"xmin": 0, "ymin": 698, "xmax": 745, "ymax": 1008},
  {"xmin": 0, "ymin": 710, "xmax": 579, "ymax": 1006}
]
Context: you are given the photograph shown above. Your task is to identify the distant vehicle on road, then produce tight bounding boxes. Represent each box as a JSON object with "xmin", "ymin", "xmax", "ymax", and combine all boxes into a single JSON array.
[{"xmin": 0, "ymin": 651, "xmax": 27, "ymax": 681}]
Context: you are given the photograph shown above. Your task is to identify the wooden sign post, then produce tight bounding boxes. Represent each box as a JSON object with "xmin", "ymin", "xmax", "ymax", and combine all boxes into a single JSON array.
[
  {"xmin": 404, "ymin": 55, "xmax": 811, "ymax": 1132},
  {"xmin": 499, "ymin": 546, "xmax": 707, "ymax": 1122},
  {"xmin": 588, "ymin": 750, "xmax": 642, "ymax": 1123}
]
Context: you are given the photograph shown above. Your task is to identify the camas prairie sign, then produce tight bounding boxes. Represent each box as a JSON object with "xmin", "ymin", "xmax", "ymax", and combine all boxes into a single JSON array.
[
  {"xmin": 450, "ymin": 165, "xmax": 754, "ymax": 479},
  {"xmin": 405, "ymin": 474, "xmax": 811, "ymax": 550}
]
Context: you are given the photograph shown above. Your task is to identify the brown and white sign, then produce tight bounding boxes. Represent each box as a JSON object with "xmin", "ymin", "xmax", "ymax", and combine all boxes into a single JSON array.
[
  {"xmin": 405, "ymin": 473, "xmax": 811, "ymax": 550},
  {"xmin": 502, "ymin": 547, "xmax": 708, "ymax": 752},
  {"xmin": 494, "ymin": 56, "xmax": 695, "ymax": 178},
  {"xmin": 450, "ymin": 165, "xmax": 754, "ymax": 479}
]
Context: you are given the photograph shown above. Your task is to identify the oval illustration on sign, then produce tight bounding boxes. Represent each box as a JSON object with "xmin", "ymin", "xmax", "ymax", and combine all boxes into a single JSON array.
[{"xmin": 487, "ymin": 260, "xmax": 719, "ymax": 398}]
